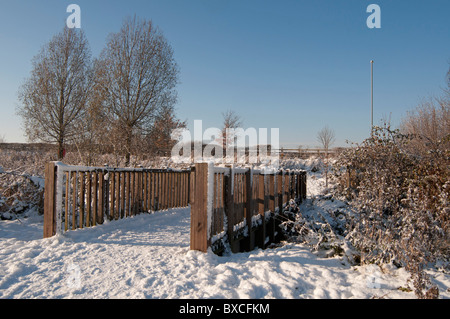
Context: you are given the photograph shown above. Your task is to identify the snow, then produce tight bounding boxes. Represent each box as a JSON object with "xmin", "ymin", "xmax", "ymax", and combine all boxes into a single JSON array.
[{"xmin": 1, "ymin": 158, "xmax": 449, "ymax": 299}]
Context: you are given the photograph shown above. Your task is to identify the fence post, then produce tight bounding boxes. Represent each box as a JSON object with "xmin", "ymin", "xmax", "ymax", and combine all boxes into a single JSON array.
[
  {"xmin": 190, "ymin": 163, "xmax": 210, "ymax": 252},
  {"xmin": 43, "ymin": 162, "xmax": 57, "ymax": 238}
]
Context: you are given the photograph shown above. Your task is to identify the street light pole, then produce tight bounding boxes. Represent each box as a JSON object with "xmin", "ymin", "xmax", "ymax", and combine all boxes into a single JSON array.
[{"xmin": 370, "ymin": 60, "xmax": 374, "ymax": 137}]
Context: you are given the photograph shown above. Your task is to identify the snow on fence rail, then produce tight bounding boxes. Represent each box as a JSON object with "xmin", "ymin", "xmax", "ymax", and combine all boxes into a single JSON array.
[
  {"xmin": 43, "ymin": 162, "xmax": 190, "ymax": 238},
  {"xmin": 190, "ymin": 163, "xmax": 306, "ymax": 254}
]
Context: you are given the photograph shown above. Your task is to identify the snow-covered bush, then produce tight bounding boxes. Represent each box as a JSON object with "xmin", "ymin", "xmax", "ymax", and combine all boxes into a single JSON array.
[
  {"xmin": 334, "ymin": 125, "xmax": 449, "ymax": 298},
  {"xmin": 0, "ymin": 149, "xmax": 49, "ymax": 219}
]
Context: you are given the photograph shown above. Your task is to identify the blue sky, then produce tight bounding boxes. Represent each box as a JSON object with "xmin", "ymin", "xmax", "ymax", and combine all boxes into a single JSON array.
[{"xmin": 0, "ymin": 0, "xmax": 449, "ymax": 147}]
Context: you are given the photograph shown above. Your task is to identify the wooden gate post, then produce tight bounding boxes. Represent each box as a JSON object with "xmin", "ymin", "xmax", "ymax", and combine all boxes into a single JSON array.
[
  {"xmin": 190, "ymin": 163, "xmax": 209, "ymax": 252},
  {"xmin": 44, "ymin": 162, "xmax": 57, "ymax": 238}
]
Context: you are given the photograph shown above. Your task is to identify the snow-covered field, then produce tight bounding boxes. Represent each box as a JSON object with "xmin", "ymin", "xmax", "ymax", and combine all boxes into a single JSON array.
[{"xmin": 1, "ymin": 159, "xmax": 449, "ymax": 299}]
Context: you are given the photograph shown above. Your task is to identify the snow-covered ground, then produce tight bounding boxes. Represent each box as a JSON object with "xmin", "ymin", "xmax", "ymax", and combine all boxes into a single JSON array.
[{"xmin": 1, "ymin": 159, "xmax": 449, "ymax": 299}]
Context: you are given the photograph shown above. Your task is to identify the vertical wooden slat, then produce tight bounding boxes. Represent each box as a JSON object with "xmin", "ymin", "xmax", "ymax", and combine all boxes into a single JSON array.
[
  {"xmin": 189, "ymin": 168, "xmax": 195, "ymax": 209},
  {"xmin": 98, "ymin": 171, "xmax": 104, "ymax": 224},
  {"xmin": 161, "ymin": 171, "xmax": 164, "ymax": 210},
  {"xmin": 155, "ymin": 172, "xmax": 160, "ymax": 211},
  {"xmin": 72, "ymin": 171, "xmax": 77, "ymax": 230},
  {"xmin": 86, "ymin": 172, "xmax": 91, "ymax": 227},
  {"xmin": 125, "ymin": 171, "xmax": 130, "ymax": 217},
  {"xmin": 120, "ymin": 172, "xmax": 125, "ymax": 218},
  {"xmin": 277, "ymin": 171, "xmax": 283, "ymax": 213},
  {"xmin": 149, "ymin": 172, "xmax": 154, "ymax": 211},
  {"xmin": 110, "ymin": 172, "xmax": 115, "ymax": 221},
  {"xmin": 137, "ymin": 171, "xmax": 142, "ymax": 214},
  {"xmin": 175, "ymin": 172, "xmax": 180, "ymax": 208},
  {"xmin": 257, "ymin": 173, "xmax": 266, "ymax": 248},
  {"xmin": 164, "ymin": 172, "xmax": 168, "ymax": 210},
  {"xmin": 43, "ymin": 162, "xmax": 57, "ymax": 238},
  {"xmin": 244, "ymin": 169, "xmax": 254, "ymax": 251},
  {"xmin": 115, "ymin": 172, "xmax": 120, "ymax": 220},
  {"xmin": 269, "ymin": 173, "xmax": 275, "ymax": 212},
  {"xmin": 168, "ymin": 172, "xmax": 173, "ymax": 209},
  {"xmin": 225, "ymin": 169, "xmax": 235, "ymax": 252},
  {"xmin": 130, "ymin": 172, "xmax": 135, "ymax": 216},
  {"xmin": 65, "ymin": 172, "xmax": 69, "ymax": 232},
  {"xmin": 92, "ymin": 172, "xmax": 98, "ymax": 226},
  {"xmin": 79, "ymin": 172, "xmax": 85, "ymax": 229},
  {"xmin": 283, "ymin": 171, "xmax": 289, "ymax": 205}
]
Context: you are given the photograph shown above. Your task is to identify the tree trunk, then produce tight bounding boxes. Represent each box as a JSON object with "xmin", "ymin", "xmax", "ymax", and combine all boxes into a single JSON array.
[
  {"xmin": 125, "ymin": 126, "xmax": 133, "ymax": 167},
  {"xmin": 58, "ymin": 140, "xmax": 64, "ymax": 160}
]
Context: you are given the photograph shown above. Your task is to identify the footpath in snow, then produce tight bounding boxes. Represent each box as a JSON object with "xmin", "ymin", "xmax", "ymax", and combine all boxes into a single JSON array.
[{"xmin": 0, "ymin": 160, "xmax": 449, "ymax": 299}]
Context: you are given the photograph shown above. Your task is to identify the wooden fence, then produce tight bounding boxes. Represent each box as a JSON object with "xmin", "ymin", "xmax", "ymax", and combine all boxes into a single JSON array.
[
  {"xmin": 190, "ymin": 163, "xmax": 306, "ymax": 254},
  {"xmin": 43, "ymin": 162, "xmax": 190, "ymax": 238},
  {"xmin": 44, "ymin": 162, "xmax": 307, "ymax": 255}
]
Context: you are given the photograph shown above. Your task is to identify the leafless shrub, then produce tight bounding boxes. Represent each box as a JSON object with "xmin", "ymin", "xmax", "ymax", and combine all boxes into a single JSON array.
[{"xmin": 334, "ymin": 124, "xmax": 449, "ymax": 298}]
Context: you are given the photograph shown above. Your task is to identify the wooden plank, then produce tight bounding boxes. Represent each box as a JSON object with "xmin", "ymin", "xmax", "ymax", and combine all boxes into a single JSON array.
[
  {"xmin": 169, "ymin": 172, "xmax": 173, "ymax": 208},
  {"xmin": 225, "ymin": 170, "xmax": 239, "ymax": 252},
  {"xmin": 65, "ymin": 172, "xmax": 69, "ymax": 232},
  {"xmin": 189, "ymin": 168, "xmax": 195, "ymax": 209},
  {"xmin": 178, "ymin": 172, "xmax": 182, "ymax": 208},
  {"xmin": 154, "ymin": 172, "xmax": 160, "ymax": 211},
  {"xmin": 257, "ymin": 173, "xmax": 266, "ymax": 249},
  {"xmin": 150, "ymin": 172, "xmax": 154, "ymax": 211},
  {"xmin": 43, "ymin": 162, "xmax": 57, "ymax": 238},
  {"xmin": 121, "ymin": 172, "xmax": 126, "ymax": 218},
  {"xmin": 181, "ymin": 172, "xmax": 185, "ymax": 207},
  {"xmin": 86, "ymin": 172, "xmax": 91, "ymax": 227},
  {"xmin": 137, "ymin": 171, "xmax": 142, "ymax": 214},
  {"xmin": 135, "ymin": 171, "xmax": 140, "ymax": 214},
  {"xmin": 277, "ymin": 171, "xmax": 283, "ymax": 213},
  {"xmin": 190, "ymin": 163, "xmax": 209, "ymax": 252},
  {"xmin": 244, "ymin": 169, "xmax": 254, "ymax": 251},
  {"xmin": 130, "ymin": 172, "xmax": 135, "ymax": 216},
  {"xmin": 269, "ymin": 174, "xmax": 275, "ymax": 212},
  {"xmin": 98, "ymin": 171, "xmax": 104, "ymax": 224},
  {"xmin": 72, "ymin": 171, "xmax": 77, "ymax": 230},
  {"xmin": 79, "ymin": 172, "xmax": 85, "ymax": 229},
  {"xmin": 165, "ymin": 171, "xmax": 169, "ymax": 210},
  {"xmin": 92, "ymin": 173, "xmax": 98, "ymax": 226},
  {"xmin": 110, "ymin": 172, "xmax": 115, "ymax": 221},
  {"xmin": 114, "ymin": 172, "xmax": 121, "ymax": 220},
  {"xmin": 143, "ymin": 171, "xmax": 148, "ymax": 212},
  {"xmin": 283, "ymin": 171, "xmax": 289, "ymax": 205}
]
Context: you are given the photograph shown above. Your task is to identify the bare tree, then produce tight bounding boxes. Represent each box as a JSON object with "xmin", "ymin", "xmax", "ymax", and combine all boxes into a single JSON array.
[
  {"xmin": 17, "ymin": 27, "xmax": 92, "ymax": 160},
  {"xmin": 400, "ymin": 67, "xmax": 450, "ymax": 158},
  {"xmin": 221, "ymin": 109, "xmax": 243, "ymax": 149},
  {"xmin": 317, "ymin": 126, "xmax": 335, "ymax": 188},
  {"xmin": 145, "ymin": 104, "xmax": 187, "ymax": 157},
  {"xmin": 94, "ymin": 16, "xmax": 179, "ymax": 166}
]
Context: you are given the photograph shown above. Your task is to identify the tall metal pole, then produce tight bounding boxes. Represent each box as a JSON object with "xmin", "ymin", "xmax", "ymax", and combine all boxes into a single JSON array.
[{"xmin": 370, "ymin": 60, "xmax": 374, "ymax": 136}]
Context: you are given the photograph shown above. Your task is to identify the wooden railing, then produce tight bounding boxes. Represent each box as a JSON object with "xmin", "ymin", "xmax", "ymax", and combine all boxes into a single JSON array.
[
  {"xmin": 44, "ymin": 162, "xmax": 307, "ymax": 255},
  {"xmin": 190, "ymin": 163, "xmax": 306, "ymax": 254},
  {"xmin": 43, "ymin": 162, "xmax": 190, "ymax": 238}
]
